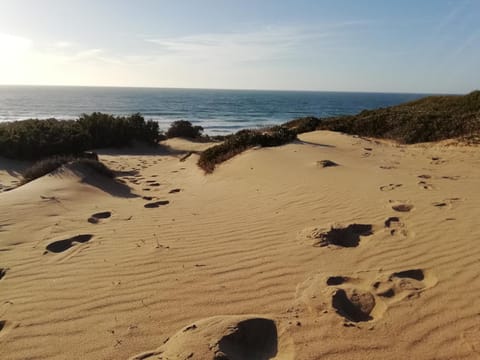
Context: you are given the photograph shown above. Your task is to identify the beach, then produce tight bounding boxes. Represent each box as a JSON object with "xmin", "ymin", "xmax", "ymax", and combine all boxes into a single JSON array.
[{"xmin": 0, "ymin": 130, "xmax": 479, "ymax": 359}]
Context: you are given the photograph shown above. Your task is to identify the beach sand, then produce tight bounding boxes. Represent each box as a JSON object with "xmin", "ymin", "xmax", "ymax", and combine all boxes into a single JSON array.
[{"xmin": 0, "ymin": 131, "xmax": 479, "ymax": 359}]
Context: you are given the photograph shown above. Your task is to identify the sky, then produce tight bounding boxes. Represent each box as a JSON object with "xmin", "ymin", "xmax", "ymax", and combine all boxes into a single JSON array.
[{"xmin": 0, "ymin": 0, "xmax": 478, "ymax": 93}]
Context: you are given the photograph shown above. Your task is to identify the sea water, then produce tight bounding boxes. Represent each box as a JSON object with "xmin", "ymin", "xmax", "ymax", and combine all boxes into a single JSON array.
[{"xmin": 0, "ymin": 86, "xmax": 428, "ymax": 134}]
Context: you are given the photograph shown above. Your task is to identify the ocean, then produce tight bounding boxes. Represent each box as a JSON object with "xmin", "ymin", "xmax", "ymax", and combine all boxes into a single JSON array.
[{"xmin": 0, "ymin": 86, "xmax": 428, "ymax": 134}]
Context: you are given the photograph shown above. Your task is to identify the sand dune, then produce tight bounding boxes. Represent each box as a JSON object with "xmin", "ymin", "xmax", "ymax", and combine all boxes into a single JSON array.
[{"xmin": 0, "ymin": 131, "xmax": 479, "ymax": 359}]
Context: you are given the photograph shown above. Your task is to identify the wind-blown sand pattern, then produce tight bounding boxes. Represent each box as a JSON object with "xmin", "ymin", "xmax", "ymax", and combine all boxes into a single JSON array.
[{"xmin": 0, "ymin": 131, "xmax": 479, "ymax": 359}]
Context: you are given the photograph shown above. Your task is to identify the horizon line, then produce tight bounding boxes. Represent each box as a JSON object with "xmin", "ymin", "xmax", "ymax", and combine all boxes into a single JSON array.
[{"xmin": 0, "ymin": 83, "xmax": 456, "ymax": 96}]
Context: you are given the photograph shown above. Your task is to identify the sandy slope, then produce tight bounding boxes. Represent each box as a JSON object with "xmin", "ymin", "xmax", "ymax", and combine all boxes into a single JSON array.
[{"xmin": 0, "ymin": 131, "xmax": 479, "ymax": 360}]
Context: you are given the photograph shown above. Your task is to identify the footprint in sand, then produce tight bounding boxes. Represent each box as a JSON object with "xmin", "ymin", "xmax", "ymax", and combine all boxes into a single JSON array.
[
  {"xmin": 297, "ymin": 269, "xmax": 437, "ymax": 324},
  {"xmin": 432, "ymin": 197, "xmax": 462, "ymax": 209},
  {"xmin": 391, "ymin": 203, "xmax": 413, "ymax": 212},
  {"xmin": 169, "ymin": 188, "xmax": 182, "ymax": 194},
  {"xmin": 144, "ymin": 200, "xmax": 169, "ymax": 208},
  {"xmin": 130, "ymin": 315, "xmax": 292, "ymax": 360},
  {"xmin": 430, "ymin": 157, "xmax": 446, "ymax": 165},
  {"xmin": 297, "ymin": 223, "xmax": 373, "ymax": 248},
  {"xmin": 380, "ymin": 165, "xmax": 397, "ymax": 170},
  {"xmin": 373, "ymin": 269, "xmax": 437, "ymax": 301},
  {"xmin": 441, "ymin": 175, "xmax": 460, "ymax": 181},
  {"xmin": 317, "ymin": 160, "xmax": 339, "ymax": 168},
  {"xmin": 87, "ymin": 211, "xmax": 111, "ymax": 224},
  {"xmin": 418, "ymin": 180, "xmax": 435, "ymax": 190},
  {"xmin": 0, "ymin": 268, "xmax": 7, "ymax": 280},
  {"xmin": 384, "ymin": 216, "xmax": 407, "ymax": 236},
  {"xmin": 45, "ymin": 234, "xmax": 93, "ymax": 254},
  {"xmin": 380, "ymin": 184, "xmax": 402, "ymax": 192},
  {"xmin": 332, "ymin": 288, "xmax": 376, "ymax": 322},
  {"xmin": 0, "ymin": 320, "xmax": 8, "ymax": 338}
]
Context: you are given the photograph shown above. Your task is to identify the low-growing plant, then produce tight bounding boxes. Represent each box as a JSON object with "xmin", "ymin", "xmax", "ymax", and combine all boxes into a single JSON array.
[
  {"xmin": 0, "ymin": 113, "xmax": 161, "ymax": 160},
  {"xmin": 316, "ymin": 90, "xmax": 480, "ymax": 143},
  {"xmin": 282, "ymin": 116, "xmax": 322, "ymax": 134},
  {"xmin": 78, "ymin": 112, "xmax": 161, "ymax": 147},
  {"xmin": 198, "ymin": 126, "xmax": 296, "ymax": 173},
  {"xmin": 22, "ymin": 156, "xmax": 114, "ymax": 183},
  {"xmin": 166, "ymin": 120, "xmax": 203, "ymax": 139},
  {"xmin": 0, "ymin": 119, "xmax": 90, "ymax": 160}
]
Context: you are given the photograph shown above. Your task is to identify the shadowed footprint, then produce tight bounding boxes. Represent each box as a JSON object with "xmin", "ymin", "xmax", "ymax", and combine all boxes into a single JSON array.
[
  {"xmin": 431, "ymin": 157, "xmax": 446, "ymax": 165},
  {"xmin": 373, "ymin": 268, "xmax": 436, "ymax": 301},
  {"xmin": 169, "ymin": 188, "xmax": 182, "ymax": 194},
  {"xmin": 384, "ymin": 216, "xmax": 407, "ymax": 236},
  {"xmin": 0, "ymin": 320, "xmax": 5, "ymax": 333},
  {"xmin": 391, "ymin": 269, "xmax": 424, "ymax": 281},
  {"xmin": 144, "ymin": 200, "xmax": 170, "ymax": 208},
  {"xmin": 215, "ymin": 318, "xmax": 278, "ymax": 360},
  {"xmin": 326, "ymin": 276, "xmax": 349, "ymax": 286},
  {"xmin": 392, "ymin": 204, "xmax": 413, "ymax": 212},
  {"xmin": 332, "ymin": 289, "xmax": 375, "ymax": 322},
  {"xmin": 298, "ymin": 223, "xmax": 373, "ymax": 248},
  {"xmin": 0, "ymin": 268, "xmax": 7, "ymax": 280},
  {"xmin": 315, "ymin": 224, "xmax": 373, "ymax": 247},
  {"xmin": 88, "ymin": 211, "xmax": 111, "ymax": 224},
  {"xmin": 418, "ymin": 181, "xmax": 435, "ymax": 190},
  {"xmin": 45, "ymin": 234, "xmax": 93, "ymax": 253},
  {"xmin": 130, "ymin": 315, "xmax": 285, "ymax": 360},
  {"xmin": 380, "ymin": 184, "xmax": 402, "ymax": 192},
  {"xmin": 298, "ymin": 269, "xmax": 437, "ymax": 324},
  {"xmin": 317, "ymin": 160, "xmax": 339, "ymax": 168}
]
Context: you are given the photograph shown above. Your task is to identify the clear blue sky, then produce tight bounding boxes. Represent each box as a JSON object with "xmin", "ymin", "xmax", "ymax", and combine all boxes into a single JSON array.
[{"xmin": 0, "ymin": 0, "xmax": 478, "ymax": 93}]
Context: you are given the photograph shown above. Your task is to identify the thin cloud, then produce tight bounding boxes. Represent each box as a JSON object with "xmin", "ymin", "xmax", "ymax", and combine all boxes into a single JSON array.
[{"xmin": 144, "ymin": 23, "xmax": 365, "ymax": 63}]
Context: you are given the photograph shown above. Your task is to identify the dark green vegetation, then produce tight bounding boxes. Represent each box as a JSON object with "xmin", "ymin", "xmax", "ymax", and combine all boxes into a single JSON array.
[
  {"xmin": 317, "ymin": 91, "xmax": 480, "ymax": 143},
  {"xmin": 166, "ymin": 120, "xmax": 203, "ymax": 139},
  {"xmin": 22, "ymin": 156, "xmax": 114, "ymax": 183},
  {"xmin": 198, "ymin": 126, "xmax": 296, "ymax": 173},
  {"xmin": 0, "ymin": 113, "xmax": 160, "ymax": 160}
]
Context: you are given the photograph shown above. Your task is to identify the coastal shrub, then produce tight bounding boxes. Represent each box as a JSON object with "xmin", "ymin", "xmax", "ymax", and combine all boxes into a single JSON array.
[
  {"xmin": 78, "ymin": 112, "xmax": 160, "ymax": 147},
  {"xmin": 282, "ymin": 116, "xmax": 322, "ymax": 134},
  {"xmin": 0, "ymin": 119, "xmax": 91, "ymax": 160},
  {"xmin": 316, "ymin": 90, "xmax": 480, "ymax": 143},
  {"xmin": 198, "ymin": 126, "xmax": 296, "ymax": 173},
  {"xmin": 166, "ymin": 120, "xmax": 203, "ymax": 139},
  {"xmin": 22, "ymin": 156, "xmax": 114, "ymax": 183},
  {"xmin": 0, "ymin": 113, "xmax": 161, "ymax": 160}
]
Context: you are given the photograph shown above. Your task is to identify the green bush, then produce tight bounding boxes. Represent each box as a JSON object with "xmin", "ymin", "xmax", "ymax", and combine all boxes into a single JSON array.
[
  {"xmin": 282, "ymin": 116, "xmax": 322, "ymax": 134},
  {"xmin": 198, "ymin": 126, "xmax": 296, "ymax": 173},
  {"xmin": 22, "ymin": 156, "xmax": 114, "ymax": 183},
  {"xmin": 166, "ymin": 120, "xmax": 203, "ymax": 139},
  {"xmin": 0, "ymin": 113, "xmax": 161, "ymax": 160},
  {"xmin": 0, "ymin": 119, "xmax": 90, "ymax": 160},
  {"xmin": 78, "ymin": 112, "xmax": 161, "ymax": 147},
  {"xmin": 317, "ymin": 90, "xmax": 480, "ymax": 143}
]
